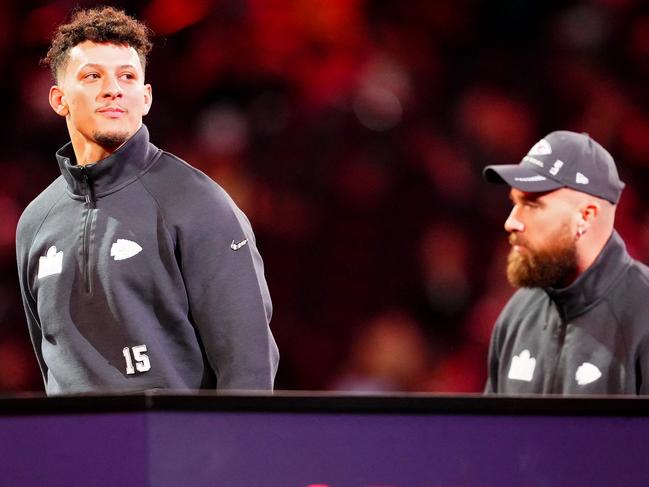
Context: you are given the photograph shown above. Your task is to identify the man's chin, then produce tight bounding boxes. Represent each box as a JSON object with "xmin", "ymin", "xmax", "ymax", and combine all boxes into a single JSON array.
[
  {"xmin": 506, "ymin": 250, "xmax": 532, "ymax": 287},
  {"xmin": 506, "ymin": 245, "xmax": 577, "ymax": 289},
  {"xmin": 92, "ymin": 130, "xmax": 130, "ymax": 150}
]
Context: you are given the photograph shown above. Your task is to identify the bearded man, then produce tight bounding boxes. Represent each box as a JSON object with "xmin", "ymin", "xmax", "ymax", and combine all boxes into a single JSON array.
[{"xmin": 482, "ymin": 130, "xmax": 649, "ymax": 394}]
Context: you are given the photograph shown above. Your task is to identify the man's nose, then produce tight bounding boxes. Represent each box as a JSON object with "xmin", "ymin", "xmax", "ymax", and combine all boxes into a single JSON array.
[
  {"xmin": 504, "ymin": 207, "xmax": 524, "ymax": 233},
  {"xmin": 102, "ymin": 76, "xmax": 123, "ymax": 97}
]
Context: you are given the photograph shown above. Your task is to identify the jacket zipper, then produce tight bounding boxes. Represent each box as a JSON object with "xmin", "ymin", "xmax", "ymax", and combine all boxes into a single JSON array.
[
  {"xmin": 550, "ymin": 307, "xmax": 568, "ymax": 393},
  {"xmin": 80, "ymin": 168, "xmax": 96, "ymax": 294}
]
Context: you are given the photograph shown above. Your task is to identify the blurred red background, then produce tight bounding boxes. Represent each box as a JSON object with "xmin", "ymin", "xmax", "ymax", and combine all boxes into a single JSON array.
[{"xmin": 2, "ymin": 0, "xmax": 649, "ymax": 393}]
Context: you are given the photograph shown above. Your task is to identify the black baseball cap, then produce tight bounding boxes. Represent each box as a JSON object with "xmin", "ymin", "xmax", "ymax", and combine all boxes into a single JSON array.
[{"xmin": 483, "ymin": 131, "xmax": 625, "ymax": 204}]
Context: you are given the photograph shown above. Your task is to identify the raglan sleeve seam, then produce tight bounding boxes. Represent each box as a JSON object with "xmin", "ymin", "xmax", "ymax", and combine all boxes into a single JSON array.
[{"xmin": 136, "ymin": 176, "xmax": 176, "ymax": 248}]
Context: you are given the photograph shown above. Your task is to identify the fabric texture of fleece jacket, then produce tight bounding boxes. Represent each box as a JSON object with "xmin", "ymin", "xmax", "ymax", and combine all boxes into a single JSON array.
[
  {"xmin": 485, "ymin": 231, "xmax": 649, "ymax": 395},
  {"xmin": 16, "ymin": 125, "xmax": 279, "ymax": 394}
]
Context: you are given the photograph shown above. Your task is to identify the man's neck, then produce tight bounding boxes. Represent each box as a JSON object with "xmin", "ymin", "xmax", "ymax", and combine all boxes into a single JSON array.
[
  {"xmin": 72, "ymin": 144, "xmax": 114, "ymax": 166},
  {"xmin": 575, "ymin": 229, "xmax": 613, "ymax": 277},
  {"xmin": 69, "ymin": 133, "xmax": 127, "ymax": 166}
]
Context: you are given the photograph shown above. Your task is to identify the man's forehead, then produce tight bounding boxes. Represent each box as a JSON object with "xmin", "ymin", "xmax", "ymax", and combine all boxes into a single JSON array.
[
  {"xmin": 509, "ymin": 187, "xmax": 587, "ymax": 206},
  {"xmin": 509, "ymin": 188, "xmax": 553, "ymax": 202},
  {"xmin": 66, "ymin": 41, "xmax": 142, "ymax": 69}
]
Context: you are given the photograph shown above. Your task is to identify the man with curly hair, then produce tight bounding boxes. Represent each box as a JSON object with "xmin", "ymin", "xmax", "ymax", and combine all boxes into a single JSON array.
[{"xmin": 16, "ymin": 7, "xmax": 279, "ymax": 394}]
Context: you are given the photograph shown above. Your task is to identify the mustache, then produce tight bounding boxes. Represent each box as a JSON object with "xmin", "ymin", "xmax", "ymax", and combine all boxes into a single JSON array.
[{"xmin": 508, "ymin": 233, "xmax": 528, "ymax": 247}]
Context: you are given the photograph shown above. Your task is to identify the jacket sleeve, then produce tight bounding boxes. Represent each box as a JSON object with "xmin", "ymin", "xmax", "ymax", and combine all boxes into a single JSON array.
[
  {"xmin": 174, "ymin": 183, "xmax": 279, "ymax": 390},
  {"xmin": 635, "ymin": 336, "xmax": 649, "ymax": 395},
  {"xmin": 15, "ymin": 217, "xmax": 49, "ymax": 387},
  {"xmin": 484, "ymin": 322, "xmax": 500, "ymax": 394},
  {"xmin": 483, "ymin": 306, "xmax": 509, "ymax": 394}
]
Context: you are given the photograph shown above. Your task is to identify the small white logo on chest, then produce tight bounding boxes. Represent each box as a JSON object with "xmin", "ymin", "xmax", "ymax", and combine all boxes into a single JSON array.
[
  {"xmin": 230, "ymin": 239, "xmax": 248, "ymax": 251},
  {"xmin": 38, "ymin": 246, "xmax": 63, "ymax": 279},
  {"xmin": 111, "ymin": 239, "xmax": 142, "ymax": 261},
  {"xmin": 508, "ymin": 349, "xmax": 536, "ymax": 382}
]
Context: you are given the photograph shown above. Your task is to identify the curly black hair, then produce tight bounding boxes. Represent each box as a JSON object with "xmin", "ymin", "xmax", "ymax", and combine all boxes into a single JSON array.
[{"xmin": 44, "ymin": 6, "xmax": 153, "ymax": 81}]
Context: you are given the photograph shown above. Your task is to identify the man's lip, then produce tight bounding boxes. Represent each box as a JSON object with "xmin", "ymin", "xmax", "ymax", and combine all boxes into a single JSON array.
[
  {"xmin": 509, "ymin": 236, "xmax": 527, "ymax": 252},
  {"xmin": 97, "ymin": 107, "xmax": 126, "ymax": 113}
]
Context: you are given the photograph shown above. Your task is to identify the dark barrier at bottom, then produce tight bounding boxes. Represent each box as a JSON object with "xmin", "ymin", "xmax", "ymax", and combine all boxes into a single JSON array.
[{"xmin": 0, "ymin": 392, "xmax": 646, "ymax": 487}]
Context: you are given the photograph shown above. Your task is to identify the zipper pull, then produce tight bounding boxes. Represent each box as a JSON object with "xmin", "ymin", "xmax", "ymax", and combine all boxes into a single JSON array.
[{"xmin": 80, "ymin": 169, "xmax": 95, "ymax": 208}]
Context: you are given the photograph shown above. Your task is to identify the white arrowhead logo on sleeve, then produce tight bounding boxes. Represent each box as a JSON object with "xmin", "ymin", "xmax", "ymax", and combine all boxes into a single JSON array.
[
  {"xmin": 110, "ymin": 239, "xmax": 143, "ymax": 261},
  {"xmin": 507, "ymin": 349, "xmax": 536, "ymax": 382},
  {"xmin": 575, "ymin": 362, "xmax": 601, "ymax": 385}
]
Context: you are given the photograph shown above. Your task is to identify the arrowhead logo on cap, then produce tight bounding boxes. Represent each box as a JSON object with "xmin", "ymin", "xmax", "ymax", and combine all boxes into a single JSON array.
[
  {"xmin": 483, "ymin": 131, "xmax": 625, "ymax": 204},
  {"xmin": 528, "ymin": 139, "xmax": 552, "ymax": 156}
]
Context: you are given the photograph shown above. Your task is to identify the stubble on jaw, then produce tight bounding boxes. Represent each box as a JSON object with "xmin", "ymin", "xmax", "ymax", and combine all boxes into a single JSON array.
[
  {"xmin": 92, "ymin": 130, "xmax": 130, "ymax": 151},
  {"xmin": 506, "ymin": 223, "xmax": 578, "ymax": 289}
]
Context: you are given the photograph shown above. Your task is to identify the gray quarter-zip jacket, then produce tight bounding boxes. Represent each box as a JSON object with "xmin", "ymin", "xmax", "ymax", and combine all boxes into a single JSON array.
[
  {"xmin": 16, "ymin": 125, "xmax": 279, "ymax": 394},
  {"xmin": 485, "ymin": 231, "xmax": 649, "ymax": 394}
]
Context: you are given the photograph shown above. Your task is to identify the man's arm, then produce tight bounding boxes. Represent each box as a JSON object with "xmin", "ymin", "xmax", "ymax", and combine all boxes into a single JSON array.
[
  {"xmin": 635, "ymin": 334, "xmax": 649, "ymax": 395},
  {"xmin": 15, "ymin": 222, "xmax": 49, "ymax": 387},
  {"xmin": 483, "ymin": 299, "xmax": 517, "ymax": 394},
  {"xmin": 484, "ymin": 321, "xmax": 501, "ymax": 394},
  {"xmin": 173, "ymin": 184, "xmax": 279, "ymax": 390}
]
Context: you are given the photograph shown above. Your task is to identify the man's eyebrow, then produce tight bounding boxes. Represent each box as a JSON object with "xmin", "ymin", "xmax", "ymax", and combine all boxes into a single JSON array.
[
  {"xmin": 509, "ymin": 191, "xmax": 543, "ymax": 204},
  {"xmin": 78, "ymin": 63, "xmax": 138, "ymax": 70},
  {"xmin": 509, "ymin": 191, "xmax": 525, "ymax": 203}
]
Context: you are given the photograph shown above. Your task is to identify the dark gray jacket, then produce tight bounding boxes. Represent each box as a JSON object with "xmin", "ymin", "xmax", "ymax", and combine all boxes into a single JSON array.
[
  {"xmin": 486, "ymin": 231, "xmax": 649, "ymax": 394},
  {"xmin": 16, "ymin": 125, "xmax": 278, "ymax": 394}
]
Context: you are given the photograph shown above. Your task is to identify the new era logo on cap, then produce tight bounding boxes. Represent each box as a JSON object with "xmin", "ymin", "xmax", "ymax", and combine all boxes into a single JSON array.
[{"xmin": 483, "ymin": 131, "xmax": 625, "ymax": 203}]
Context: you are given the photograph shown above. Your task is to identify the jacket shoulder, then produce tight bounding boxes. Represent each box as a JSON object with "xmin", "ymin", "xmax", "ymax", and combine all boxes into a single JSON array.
[
  {"xmin": 607, "ymin": 258, "xmax": 649, "ymax": 318},
  {"xmin": 140, "ymin": 151, "xmax": 245, "ymax": 223},
  {"xmin": 489, "ymin": 287, "xmax": 547, "ymax": 356},
  {"xmin": 625, "ymin": 259, "xmax": 649, "ymax": 288},
  {"xmin": 16, "ymin": 177, "xmax": 67, "ymax": 247},
  {"xmin": 499, "ymin": 288, "xmax": 546, "ymax": 321}
]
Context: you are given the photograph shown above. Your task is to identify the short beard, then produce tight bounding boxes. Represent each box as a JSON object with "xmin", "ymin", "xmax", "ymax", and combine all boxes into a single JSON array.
[
  {"xmin": 93, "ymin": 131, "xmax": 129, "ymax": 151},
  {"xmin": 506, "ymin": 225, "xmax": 578, "ymax": 289}
]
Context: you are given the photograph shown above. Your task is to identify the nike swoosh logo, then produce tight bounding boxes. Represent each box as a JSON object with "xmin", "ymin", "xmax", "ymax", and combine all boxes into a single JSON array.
[{"xmin": 230, "ymin": 239, "xmax": 249, "ymax": 251}]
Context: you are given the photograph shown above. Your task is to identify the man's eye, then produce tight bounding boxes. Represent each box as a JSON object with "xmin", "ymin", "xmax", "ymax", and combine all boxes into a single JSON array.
[
  {"xmin": 121, "ymin": 73, "xmax": 135, "ymax": 80},
  {"xmin": 84, "ymin": 73, "xmax": 100, "ymax": 79}
]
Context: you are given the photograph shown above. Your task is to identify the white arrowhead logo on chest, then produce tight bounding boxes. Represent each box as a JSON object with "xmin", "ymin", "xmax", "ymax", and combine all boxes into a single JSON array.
[
  {"xmin": 110, "ymin": 239, "xmax": 143, "ymax": 261},
  {"xmin": 575, "ymin": 362, "xmax": 601, "ymax": 385}
]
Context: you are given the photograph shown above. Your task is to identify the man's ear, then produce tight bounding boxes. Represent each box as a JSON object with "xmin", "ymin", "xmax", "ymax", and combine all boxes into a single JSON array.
[
  {"xmin": 578, "ymin": 202, "xmax": 600, "ymax": 236},
  {"xmin": 49, "ymin": 86, "xmax": 69, "ymax": 117},
  {"xmin": 142, "ymin": 83, "xmax": 153, "ymax": 116},
  {"xmin": 583, "ymin": 202, "xmax": 600, "ymax": 222}
]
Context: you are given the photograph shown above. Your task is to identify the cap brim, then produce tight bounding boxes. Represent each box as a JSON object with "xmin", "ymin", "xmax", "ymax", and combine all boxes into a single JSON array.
[{"xmin": 483, "ymin": 164, "xmax": 564, "ymax": 193}]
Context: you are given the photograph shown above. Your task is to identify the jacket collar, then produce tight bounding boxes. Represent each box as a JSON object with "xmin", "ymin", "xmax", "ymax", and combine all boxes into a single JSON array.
[
  {"xmin": 545, "ymin": 230, "xmax": 631, "ymax": 319},
  {"xmin": 56, "ymin": 124, "xmax": 159, "ymax": 199}
]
